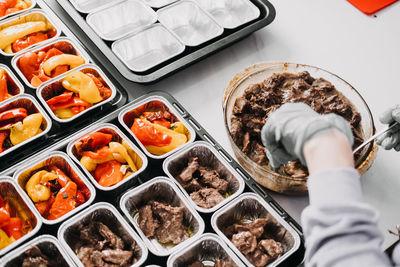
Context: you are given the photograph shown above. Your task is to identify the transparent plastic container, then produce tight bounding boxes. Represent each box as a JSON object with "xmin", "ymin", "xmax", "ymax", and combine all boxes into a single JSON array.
[
  {"xmin": 112, "ymin": 24, "xmax": 185, "ymax": 72},
  {"xmin": 157, "ymin": 0, "xmax": 223, "ymax": 46},
  {"xmin": 223, "ymin": 62, "xmax": 377, "ymax": 195}
]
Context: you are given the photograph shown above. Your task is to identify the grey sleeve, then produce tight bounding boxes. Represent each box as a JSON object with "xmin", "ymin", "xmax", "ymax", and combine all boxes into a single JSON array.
[{"xmin": 301, "ymin": 168, "xmax": 393, "ymax": 267}]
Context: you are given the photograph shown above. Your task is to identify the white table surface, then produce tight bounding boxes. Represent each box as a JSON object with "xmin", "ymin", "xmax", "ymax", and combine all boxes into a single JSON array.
[
  {"xmin": 48, "ymin": 0, "xmax": 400, "ymax": 250},
  {"xmin": 141, "ymin": 0, "xmax": 400, "ymax": 249}
]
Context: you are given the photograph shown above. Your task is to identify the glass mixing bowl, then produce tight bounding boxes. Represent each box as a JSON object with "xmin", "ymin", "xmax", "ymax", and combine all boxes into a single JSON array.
[{"xmin": 223, "ymin": 62, "xmax": 377, "ymax": 195}]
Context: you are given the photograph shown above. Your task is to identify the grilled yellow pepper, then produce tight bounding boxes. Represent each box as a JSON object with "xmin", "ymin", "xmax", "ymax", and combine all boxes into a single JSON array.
[
  {"xmin": 61, "ymin": 71, "xmax": 102, "ymax": 104},
  {"xmin": 42, "ymin": 55, "xmax": 85, "ymax": 76},
  {"xmin": 0, "ymin": 229, "xmax": 14, "ymax": 249},
  {"xmin": 10, "ymin": 113, "xmax": 43, "ymax": 145},
  {"xmin": 144, "ymin": 121, "xmax": 187, "ymax": 155},
  {"xmin": 25, "ymin": 170, "xmax": 58, "ymax": 202},
  {"xmin": 0, "ymin": 21, "xmax": 49, "ymax": 50}
]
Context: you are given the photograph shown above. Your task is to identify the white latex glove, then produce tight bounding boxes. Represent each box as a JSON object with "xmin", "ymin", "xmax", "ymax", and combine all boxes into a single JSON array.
[
  {"xmin": 261, "ymin": 103, "xmax": 354, "ymax": 168},
  {"xmin": 376, "ymin": 105, "xmax": 400, "ymax": 150}
]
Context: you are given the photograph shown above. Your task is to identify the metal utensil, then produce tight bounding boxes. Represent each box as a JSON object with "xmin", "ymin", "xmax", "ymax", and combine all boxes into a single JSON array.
[{"xmin": 353, "ymin": 122, "xmax": 399, "ymax": 154}]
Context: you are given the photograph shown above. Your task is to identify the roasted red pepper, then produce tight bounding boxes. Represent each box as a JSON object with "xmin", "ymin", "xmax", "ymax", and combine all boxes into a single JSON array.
[
  {"xmin": 48, "ymin": 97, "xmax": 90, "ymax": 111},
  {"xmin": 78, "ymin": 132, "xmax": 112, "ymax": 151},
  {"xmin": 0, "ymin": 108, "xmax": 27, "ymax": 124},
  {"xmin": 12, "ymin": 32, "xmax": 49, "ymax": 53},
  {"xmin": 0, "ymin": 71, "xmax": 8, "ymax": 102},
  {"xmin": 47, "ymin": 181, "xmax": 77, "ymax": 220},
  {"xmin": 94, "ymin": 160, "xmax": 123, "ymax": 187},
  {"xmin": 2, "ymin": 217, "xmax": 22, "ymax": 239},
  {"xmin": 0, "ymin": 195, "xmax": 10, "ymax": 228},
  {"xmin": 131, "ymin": 118, "xmax": 172, "ymax": 146},
  {"xmin": 0, "ymin": 131, "xmax": 9, "ymax": 153},
  {"xmin": 46, "ymin": 91, "xmax": 73, "ymax": 106},
  {"xmin": 75, "ymin": 190, "xmax": 85, "ymax": 205},
  {"xmin": 81, "ymin": 146, "xmax": 110, "ymax": 159},
  {"xmin": 50, "ymin": 166, "xmax": 70, "ymax": 188}
]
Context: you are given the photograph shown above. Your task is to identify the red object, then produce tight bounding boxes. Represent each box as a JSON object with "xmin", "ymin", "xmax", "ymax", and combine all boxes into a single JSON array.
[
  {"xmin": 2, "ymin": 217, "xmax": 22, "ymax": 239},
  {"xmin": 46, "ymin": 91, "xmax": 73, "ymax": 106},
  {"xmin": 75, "ymin": 190, "xmax": 85, "ymax": 205},
  {"xmin": 47, "ymin": 181, "xmax": 77, "ymax": 220},
  {"xmin": 12, "ymin": 32, "xmax": 49, "ymax": 53},
  {"xmin": 48, "ymin": 97, "xmax": 90, "ymax": 111},
  {"xmin": 50, "ymin": 166, "xmax": 70, "ymax": 188},
  {"xmin": 0, "ymin": 72, "xmax": 8, "ymax": 101},
  {"xmin": 0, "ymin": 131, "xmax": 9, "ymax": 153},
  {"xmin": 94, "ymin": 160, "xmax": 123, "ymax": 187},
  {"xmin": 0, "ymin": 196, "xmax": 11, "ymax": 227},
  {"xmin": 0, "ymin": 108, "xmax": 27, "ymax": 123},
  {"xmin": 78, "ymin": 132, "xmax": 113, "ymax": 151},
  {"xmin": 347, "ymin": 0, "xmax": 398, "ymax": 14},
  {"xmin": 131, "ymin": 118, "xmax": 172, "ymax": 147}
]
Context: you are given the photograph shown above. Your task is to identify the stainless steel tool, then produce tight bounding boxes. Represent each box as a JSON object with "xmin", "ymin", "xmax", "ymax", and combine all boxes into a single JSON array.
[{"xmin": 353, "ymin": 122, "xmax": 399, "ymax": 154}]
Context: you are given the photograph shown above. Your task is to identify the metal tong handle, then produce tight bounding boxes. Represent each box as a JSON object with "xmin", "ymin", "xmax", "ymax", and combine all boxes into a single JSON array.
[{"xmin": 353, "ymin": 122, "xmax": 399, "ymax": 154}]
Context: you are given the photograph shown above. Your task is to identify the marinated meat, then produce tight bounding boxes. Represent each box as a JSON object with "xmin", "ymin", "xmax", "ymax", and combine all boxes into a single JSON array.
[
  {"xmin": 199, "ymin": 167, "xmax": 228, "ymax": 194},
  {"xmin": 230, "ymin": 71, "xmax": 365, "ymax": 178},
  {"xmin": 179, "ymin": 157, "xmax": 199, "ymax": 182},
  {"xmin": 246, "ymin": 249, "xmax": 270, "ymax": 267},
  {"xmin": 189, "ymin": 260, "xmax": 205, "ymax": 267},
  {"xmin": 258, "ymin": 239, "xmax": 283, "ymax": 259},
  {"xmin": 151, "ymin": 201, "xmax": 189, "ymax": 244},
  {"xmin": 231, "ymin": 231, "xmax": 257, "ymax": 255},
  {"xmin": 234, "ymin": 218, "xmax": 269, "ymax": 238},
  {"xmin": 76, "ymin": 222, "xmax": 137, "ymax": 267},
  {"xmin": 226, "ymin": 217, "xmax": 284, "ymax": 266},
  {"xmin": 190, "ymin": 188, "xmax": 225, "ymax": 209},
  {"xmin": 176, "ymin": 157, "xmax": 230, "ymax": 209},
  {"xmin": 138, "ymin": 204, "xmax": 159, "ymax": 238},
  {"xmin": 22, "ymin": 246, "xmax": 54, "ymax": 267}
]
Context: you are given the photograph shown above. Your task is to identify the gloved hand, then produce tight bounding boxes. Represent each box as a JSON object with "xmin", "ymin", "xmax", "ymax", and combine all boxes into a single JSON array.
[
  {"xmin": 376, "ymin": 105, "xmax": 400, "ymax": 151},
  {"xmin": 261, "ymin": 103, "xmax": 354, "ymax": 168}
]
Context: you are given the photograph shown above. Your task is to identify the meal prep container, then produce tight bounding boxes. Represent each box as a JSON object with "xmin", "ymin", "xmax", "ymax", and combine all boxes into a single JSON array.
[
  {"xmin": 118, "ymin": 95, "xmax": 196, "ymax": 159},
  {"xmin": 67, "ymin": 123, "xmax": 148, "ymax": 192},
  {"xmin": 0, "ymin": 64, "xmax": 24, "ymax": 103},
  {"xmin": 163, "ymin": 141, "xmax": 245, "ymax": 213},
  {"xmin": 0, "ymin": 177, "xmax": 42, "ymax": 256},
  {"xmin": 223, "ymin": 62, "xmax": 377, "ymax": 195},
  {"xmin": 56, "ymin": 0, "xmax": 276, "ymax": 83},
  {"xmin": 112, "ymin": 23, "xmax": 185, "ymax": 72},
  {"xmin": 194, "ymin": 0, "xmax": 260, "ymax": 29},
  {"xmin": 0, "ymin": 234, "xmax": 75, "ymax": 266},
  {"xmin": 37, "ymin": 64, "xmax": 118, "ymax": 123},
  {"xmin": 86, "ymin": 0, "xmax": 157, "ymax": 41},
  {"xmin": 58, "ymin": 202, "xmax": 148, "ymax": 267},
  {"xmin": 0, "ymin": 9, "xmax": 61, "ymax": 56},
  {"xmin": 12, "ymin": 37, "xmax": 91, "ymax": 89},
  {"xmin": 0, "ymin": 94, "xmax": 52, "ymax": 159},
  {"xmin": 13, "ymin": 151, "xmax": 96, "ymax": 225},
  {"xmin": 157, "ymin": 1, "xmax": 224, "ymax": 47},
  {"xmin": 0, "ymin": 0, "xmax": 36, "ymax": 21},
  {"xmin": 167, "ymin": 233, "xmax": 243, "ymax": 267},
  {"xmin": 120, "ymin": 176, "xmax": 205, "ymax": 257},
  {"xmin": 0, "ymin": 91, "xmax": 305, "ymax": 265},
  {"xmin": 211, "ymin": 193, "xmax": 301, "ymax": 267}
]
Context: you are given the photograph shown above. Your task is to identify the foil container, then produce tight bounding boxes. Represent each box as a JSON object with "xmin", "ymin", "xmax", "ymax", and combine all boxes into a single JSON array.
[
  {"xmin": 118, "ymin": 95, "xmax": 196, "ymax": 159},
  {"xmin": 66, "ymin": 122, "xmax": 148, "ymax": 192},
  {"xmin": 157, "ymin": 0, "xmax": 224, "ymax": 47},
  {"xmin": 0, "ymin": 64, "xmax": 24, "ymax": 103},
  {"xmin": 13, "ymin": 151, "xmax": 96, "ymax": 225},
  {"xmin": 193, "ymin": 0, "xmax": 260, "ymax": 29},
  {"xmin": 58, "ymin": 202, "xmax": 148, "ymax": 267},
  {"xmin": 167, "ymin": 233, "xmax": 243, "ymax": 267},
  {"xmin": 163, "ymin": 141, "xmax": 245, "ymax": 213},
  {"xmin": 12, "ymin": 37, "xmax": 91, "ymax": 89},
  {"xmin": 68, "ymin": 0, "xmax": 122, "ymax": 14},
  {"xmin": 37, "ymin": 64, "xmax": 117, "ymax": 123},
  {"xmin": 0, "ymin": 9, "xmax": 61, "ymax": 56},
  {"xmin": 86, "ymin": 0, "xmax": 157, "ymax": 41},
  {"xmin": 112, "ymin": 23, "xmax": 185, "ymax": 72},
  {"xmin": 142, "ymin": 0, "xmax": 178, "ymax": 8},
  {"xmin": 1, "ymin": 234, "xmax": 75, "ymax": 266},
  {"xmin": 0, "ymin": 0, "xmax": 36, "ymax": 21},
  {"xmin": 119, "ymin": 177, "xmax": 205, "ymax": 257},
  {"xmin": 211, "ymin": 193, "xmax": 301, "ymax": 267},
  {"xmin": 0, "ymin": 177, "xmax": 42, "ymax": 256},
  {"xmin": 0, "ymin": 94, "xmax": 52, "ymax": 159}
]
